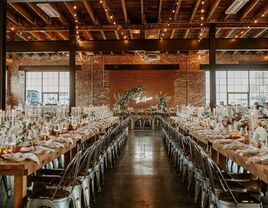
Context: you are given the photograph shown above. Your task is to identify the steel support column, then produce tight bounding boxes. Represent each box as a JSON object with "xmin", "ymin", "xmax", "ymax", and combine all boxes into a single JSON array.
[
  {"xmin": 0, "ymin": 0, "xmax": 7, "ymax": 110},
  {"xmin": 69, "ymin": 24, "xmax": 76, "ymax": 108},
  {"xmin": 209, "ymin": 23, "xmax": 216, "ymax": 109}
]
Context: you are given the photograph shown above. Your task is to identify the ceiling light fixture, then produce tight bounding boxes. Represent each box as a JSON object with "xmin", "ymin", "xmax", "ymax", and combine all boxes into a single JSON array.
[
  {"xmin": 225, "ymin": 0, "xmax": 249, "ymax": 15},
  {"xmin": 37, "ymin": 3, "xmax": 60, "ymax": 18}
]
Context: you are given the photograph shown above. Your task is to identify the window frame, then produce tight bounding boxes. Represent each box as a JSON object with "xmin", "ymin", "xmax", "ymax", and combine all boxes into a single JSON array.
[{"xmin": 25, "ymin": 71, "xmax": 70, "ymax": 106}]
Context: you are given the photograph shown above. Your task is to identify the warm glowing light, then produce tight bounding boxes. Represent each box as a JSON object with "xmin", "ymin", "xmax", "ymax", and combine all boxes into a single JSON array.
[
  {"xmin": 73, "ymin": 5, "xmax": 77, "ymax": 10},
  {"xmin": 164, "ymin": 28, "xmax": 167, "ymax": 32}
]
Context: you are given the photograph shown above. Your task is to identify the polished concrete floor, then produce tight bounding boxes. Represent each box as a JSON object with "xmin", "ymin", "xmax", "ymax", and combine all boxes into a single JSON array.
[{"xmin": 96, "ymin": 130, "xmax": 196, "ymax": 208}]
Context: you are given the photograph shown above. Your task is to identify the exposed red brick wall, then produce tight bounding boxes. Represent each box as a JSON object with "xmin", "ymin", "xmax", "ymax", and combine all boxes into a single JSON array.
[
  {"xmin": 6, "ymin": 53, "xmax": 268, "ymax": 108},
  {"xmin": 109, "ymin": 70, "xmax": 177, "ymax": 108}
]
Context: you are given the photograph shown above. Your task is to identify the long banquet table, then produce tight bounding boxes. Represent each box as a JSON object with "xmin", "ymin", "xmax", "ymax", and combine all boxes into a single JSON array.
[
  {"xmin": 0, "ymin": 117, "xmax": 120, "ymax": 208},
  {"xmin": 169, "ymin": 116, "xmax": 268, "ymax": 184}
]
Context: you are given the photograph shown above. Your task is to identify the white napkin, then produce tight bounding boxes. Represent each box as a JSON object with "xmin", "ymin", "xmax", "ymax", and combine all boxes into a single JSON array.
[
  {"xmin": 223, "ymin": 142, "xmax": 248, "ymax": 150},
  {"xmin": 2, "ymin": 152, "xmax": 40, "ymax": 165},
  {"xmin": 254, "ymin": 127, "xmax": 268, "ymax": 142},
  {"xmin": 55, "ymin": 137, "xmax": 74, "ymax": 145},
  {"xmin": 235, "ymin": 147, "xmax": 260, "ymax": 156},
  {"xmin": 42, "ymin": 141, "xmax": 65, "ymax": 148},
  {"xmin": 34, "ymin": 146, "xmax": 55, "ymax": 154},
  {"xmin": 246, "ymin": 154, "xmax": 268, "ymax": 164}
]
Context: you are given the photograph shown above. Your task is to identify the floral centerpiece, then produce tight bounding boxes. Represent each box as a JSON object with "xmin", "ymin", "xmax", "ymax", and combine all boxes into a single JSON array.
[{"xmin": 156, "ymin": 92, "xmax": 169, "ymax": 112}]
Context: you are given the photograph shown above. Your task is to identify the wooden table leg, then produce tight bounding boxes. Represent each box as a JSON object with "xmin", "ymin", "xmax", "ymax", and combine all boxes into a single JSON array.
[
  {"xmin": 14, "ymin": 175, "xmax": 27, "ymax": 208},
  {"xmin": 131, "ymin": 118, "xmax": 134, "ymax": 130},
  {"xmin": 64, "ymin": 150, "xmax": 71, "ymax": 169},
  {"xmin": 218, "ymin": 153, "xmax": 227, "ymax": 170}
]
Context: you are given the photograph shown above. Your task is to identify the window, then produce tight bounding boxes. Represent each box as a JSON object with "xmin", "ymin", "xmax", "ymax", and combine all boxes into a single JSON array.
[
  {"xmin": 206, "ymin": 70, "xmax": 268, "ymax": 107},
  {"xmin": 25, "ymin": 71, "xmax": 69, "ymax": 106}
]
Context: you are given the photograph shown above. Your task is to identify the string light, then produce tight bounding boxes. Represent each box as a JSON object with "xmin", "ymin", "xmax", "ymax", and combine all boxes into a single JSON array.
[
  {"xmin": 199, "ymin": 0, "xmax": 205, "ymax": 39},
  {"xmin": 98, "ymin": 1, "xmax": 128, "ymax": 39}
]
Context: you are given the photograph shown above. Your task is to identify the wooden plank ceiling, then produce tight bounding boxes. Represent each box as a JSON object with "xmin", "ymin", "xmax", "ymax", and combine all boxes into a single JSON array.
[{"xmin": 5, "ymin": 0, "xmax": 268, "ymax": 42}]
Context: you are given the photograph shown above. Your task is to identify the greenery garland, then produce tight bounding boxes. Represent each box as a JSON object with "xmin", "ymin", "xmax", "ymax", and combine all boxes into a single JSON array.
[
  {"xmin": 156, "ymin": 92, "xmax": 168, "ymax": 112},
  {"xmin": 116, "ymin": 87, "xmax": 145, "ymax": 110}
]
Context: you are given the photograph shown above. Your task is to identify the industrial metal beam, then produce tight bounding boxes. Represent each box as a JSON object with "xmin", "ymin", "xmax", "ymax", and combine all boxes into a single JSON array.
[{"xmin": 6, "ymin": 38, "xmax": 268, "ymax": 53}]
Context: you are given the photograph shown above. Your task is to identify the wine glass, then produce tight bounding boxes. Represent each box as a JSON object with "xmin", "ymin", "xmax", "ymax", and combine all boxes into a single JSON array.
[{"xmin": 7, "ymin": 132, "xmax": 16, "ymax": 153}]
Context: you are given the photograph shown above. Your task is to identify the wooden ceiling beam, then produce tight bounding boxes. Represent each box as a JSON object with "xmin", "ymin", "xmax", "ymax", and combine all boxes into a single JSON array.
[
  {"xmin": 44, "ymin": 32, "xmax": 56, "ymax": 40},
  {"xmin": 85, "ymin": 31, "xmax": 93, "ymax": 40},
  {"xmin": 141, "ymin": 0, "xmax": 145, "ymax": 24},
  {"xmin": 254, "ymin": 29, "xmax": 268, "ymax": 38},
  {"xmin": 129, "ymin": 30, "xmax": 133, "ymax": 39},
  {"xmin": 239, "ymin": 0, "xmax": 260, "ymax": 21},
  {"xmin": 100, "ymin": 0, "xmax": 113, "ymax": 23},
  {"xmin": 207, "ymin": 0, "xmax": 221, "ymax": 21},
  {"xmin": 170, "ymin": 29, "xmax": 176, "ymax": 39},
  {"xmin": 254, "ymin": 2, "xmax": 268, "ymax": 20},
  {"xmin": 240, "ymin": 28, "xmax": 251, "ymax": 38},
  {"xmin": 173, "ymin": 0, "xmax": 182, "ymax": 20},
  {"xmin": 100, "ymin": 31, "xmax": 107, "ymax": 40},
  {"xmin": 184, "ymin": 29, "xmax": 190, "ymax": 38},
  {"xmin": 215, "ymin": 28, "xmax": 221, "ymax": 37},
  {"xmin": 64, "ymin": 2, "xmax": 77, "ymax": 20},
  {"xmin": 158, "ymin": 0, "xmax": 163, "ymax": 22},
  {"xmin": 82, "ymin": 0, "xmax": 99, "ymax": 25},
  {"xmin": 120, "ymin": 0, "xmax": 128, "ymax": 24},
  {"xmin": 190, "ymin": 0, "xmax": 202, "ymax": 21},
  {"xmin": 114, "ymin": 30, "xmax": 120, "ymax": 40},
  {"xmin": 184, "ymin": 0, "xmax": 202, "ymax": 38},
  {"xmin": 29, "ymin": 32, "xmax": 43, "ymax": 41},
  {"xmin": 9, "ymin": 3, "xmax": 35, "ymax": 25},
  {"xmin": 233, "ymin": 28, "xmax": 251, "ymax": 54},
  {"xmin": 57, "ymin": 32, "xmax": 68, "ymax": 40},
  {"xmin": 16, "ymin": 33, "xmax": 28, "ymax": 41},
  {"xmin": 27, "ymin": 2, "xmax": 50, "ymax": 25},
  {"xmin": 7, "ymin": 9, "xmax": 18, "ymax": 25},
  {"xmin": 226, "ymin": 29, "xmax": 235, "ymax": 38},
  {"xmin": 170, "ymin": 0, "xmax": 182, "ymax": 38}
]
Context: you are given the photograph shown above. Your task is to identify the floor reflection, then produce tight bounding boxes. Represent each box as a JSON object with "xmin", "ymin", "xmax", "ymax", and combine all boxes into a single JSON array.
[{"xmin": 96, "ymin": 130, "xmax": 195, "ymax": 208}]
